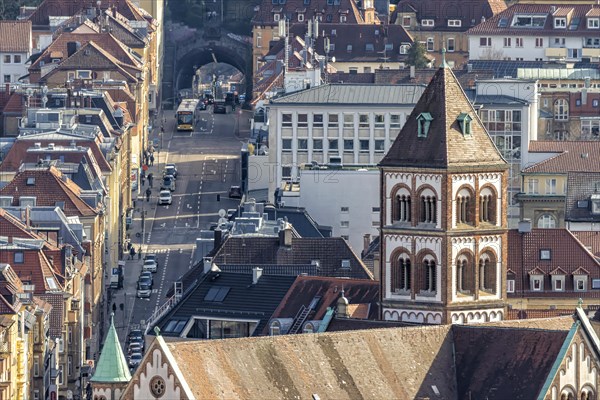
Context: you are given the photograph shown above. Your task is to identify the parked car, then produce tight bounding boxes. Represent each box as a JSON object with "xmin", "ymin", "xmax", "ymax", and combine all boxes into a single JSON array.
[
  {"xmin": 228, "ymin": 185, "xmax": 242, "ymax": 199},
  {"xmin": 161, "ymin": 175, "xmax": 176, "ymax": 192},
  {"xmin": 139, "ymin": 271, "xmax": 154, "ymax": 287},
  {"xmin": 136, "ymin": 280, "xmax": 151, "ymax": 298},
  {"xmin": 128, "ymin": 352, "xmax": 143, "ymax": 368},
  {"xmin": 197, "ymin": 101, "xmax": 207, "ymax": 110},
  {"xmin": 144, "ymin": 254, "xmax": 159, "ymax": 268},
  {"xmin": 128, "ymin": 342, "xmax": 142, "ymax": 355},
  {"xmin": 213, "ymin": 103, "xmax": 227, "ymax": 114},
  {"xmin": 164, "ymin": 164, "xmax": 178, "ymax": 179},
  {"xmin": 142, "ymin": 259, "xmax": 157, "ymax": 273},
  {"xmin": 127, "ymin": 330, "xmax": 143, "ymax": 344},
  {"xmin": 159, "ymin": 190, "xmax": 172, "ymax": 205}
]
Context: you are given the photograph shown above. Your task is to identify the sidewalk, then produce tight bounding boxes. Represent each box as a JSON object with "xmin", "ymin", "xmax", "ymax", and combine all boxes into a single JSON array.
[{"xmin": 103, "ymin": 110, "xmax": 175, "ymax": 345}]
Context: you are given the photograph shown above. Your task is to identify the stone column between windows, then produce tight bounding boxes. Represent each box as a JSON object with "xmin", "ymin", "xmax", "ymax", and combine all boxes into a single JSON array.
[
  {"xmin": 474, "ymin": 241, "xmax": 480, "ymax": 301},
  {"xmin": 276, "ymin": 108, "xmax": 283, "ymax": 189},
  {"xmin": 369, "ymin": 111, "xmax": 374, "ymax": 165},
  {"xmin": 353, "ymin": 112, "xmax": 359, "ymax": 164}
]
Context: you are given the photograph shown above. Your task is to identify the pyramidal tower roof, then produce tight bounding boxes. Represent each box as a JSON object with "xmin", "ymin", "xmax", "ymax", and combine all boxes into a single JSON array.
[
  {"xmin": 90, "ymin": 314, "xmax": 132, "ymax": 383},
  {"xmin": 379, "ymin": 52, "xmax": 506, "ymax": 170}
]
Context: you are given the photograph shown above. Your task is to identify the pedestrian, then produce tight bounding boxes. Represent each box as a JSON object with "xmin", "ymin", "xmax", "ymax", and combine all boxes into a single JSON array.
[
  {"xmin": 150, "ymin": 154, "xmax": 155, "ymax": 166},
  {"xmin": 129, "ymin": 246, "xmax": 136, "ymax": 260},
  {"xmin": 138, "ymin": 248, "xmax": 142, "ymax": 260},
  {"xmin": 126, "ymin": 240, "xmax": 132, "ymax": 251},
  {"xmin": 146, "ymin": 187, "xmax": 151, "ymax": 202},
  {"xmin": 141, "ymin": 176, "xmax": 145, "ymax": 186},
  {"xmin": 148, "ymin": 173, "xmax": 154, "ymax": 188}
]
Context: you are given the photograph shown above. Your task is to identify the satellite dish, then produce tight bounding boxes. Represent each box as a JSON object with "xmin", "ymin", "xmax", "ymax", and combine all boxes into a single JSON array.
[
  {"xmin": 218, "ymin": 209, "xmax": 227, "ymax": 217},
  {"xmin": 218, "ymin": 217, "xmax": 228, "ymax": 225}
]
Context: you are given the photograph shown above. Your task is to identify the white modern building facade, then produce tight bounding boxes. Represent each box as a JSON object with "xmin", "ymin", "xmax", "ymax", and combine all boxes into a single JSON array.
[{"xmin": 467, "ymin": 4, "xmax": 600, "ymax": 63}]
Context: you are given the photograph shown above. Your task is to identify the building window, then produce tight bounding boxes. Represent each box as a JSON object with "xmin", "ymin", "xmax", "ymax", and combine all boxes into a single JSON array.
[
  {"xmin": 313, "ymin": 139, "xmax": 323, "ymax": 151},
  {"xmin": 340, "ymin": 15, "xmax": 346, "ymax": 23},
  {"xmin": 554, "ymin": 99, "xmax": 569, "ymax": 120},
  {"xmin": 282, "ymin": 113, "xmax": 292, "ymax": 127},
  {"xmin": 150, "ymin": 376, "xmax": 167, "ymax": 398},
  {"xmin": 392, "ymin": 254, "xmax": 411, "ymax": 293},
  {"xmin": 426, "ymin": 37, "xmax": 434, "ymax": 51},
  {"xmin": 545, "ymin": 178, "xmax": 557, "ymax": 194},
  {"xmin": 515, "ymin": 37, "xmax": 523, "ymax": 47},
  {"xmin": 328, "ymin": 114, "xmax": 338, "ymax": 127},
  {"xmin": 390, "ymin": 114, "xmax": 401, "ymax": 128},
  {"xmin": 402, "ymin": 16, "xmax": 411, "ymax": 27},
  {"xmin": 328, "ymin": 139, "xmax": 339, "ymax": 152},
  {"xmin": 298, "ymin": 13, "xmax": 304, "ymax": 22},
  {"xmin": 581, "ymin": 120, "xmax": 600, "ymax": 138},
  {"xmin": 282, "ymin": 139, "xmax": 292, "ymax": 151},
  {"xmin": 341, "ymin": 206, "xmax": 349, "ymax": 213},
  {"xmin": 532, "ymin": 277, "xmax": 543, "ymax": 291},
  {"xmin": 540, "ymin": 249, "xmax": 551, "ymax": 260},
  {"xmin": 346, "ymin": 44, "xmax": 353, "ymax": 52},
  {"xmin": 34, "ymin": 357, "xmax": 39, "ymax": 377},
  {"xmin": 535, "ymin": 37, "xmax": 544, "ymax": 47},
  {"xmin": 282, "ymin": 166, "xmax": 292, "ymax": 178},
  {"xmin": 274, "ymin": 13, "xmax": 280, "ymax": 21},
  {"xmin": 394, "ymin": 192, "xmax": 411, "ymax": 223},
  {"xmin": 359, "ymin": 114, "xmax": 369, "ymax": 128},
  {"xmin": 457, "ymin": 113, "xmax": 472, "ymax": 136},
  {"xmin": 527, "ymin": 179, "xmax": 539, "ymax": 194},
  {"xmin": 3, "ymin": 55, "xmax": 10, "ymax": 63},
  {"xmin": 507, "ymin": 279, "xmax": 515, "ymax": 293},
  {"xmin": 14, "ymin": 252, "xmax": 24, "ymax": 263},
  {"xmin": 447, "ymin": 38, "xmax": 455, "ymax": 52},
  {"xmin": 297, "ymin": 139, "xmax": 308, "ymax": 151},
  {"xmin": 479, "ymin": 187, "xmax": 496, "ymax": 224},
  {"xmin": 374, "ymin": 139, "xmax": 385, "ymax": 152},
  {"xmin": 365, "ymin": 43, "xmax": 374, "ymax": 52},
  {"xmin": 298, "ymin": 114, "xmax": 308, "ymax": 128},
  {"xmin": 374, "ymin": 114, "xmax": 384, "ymax": 128},
  {"xmin": 313, "ymin": 113, "xmax": 323, "ymax": 127},
  {"xmin": 448, "ymin": 19, "xmax": 461, "ymax": 27},
  {"xmin": 575, "ymin": 277, "xmax": 587, "ymax": 292},
  {"xmin": 503, "ymin": 37, "xmax": 512, "ymax": 47},
  {"xmin": 13, "ymin": 55, "xmax": 21, "ymax": 63},
  {"xmin": 479, "ymin": 37, "xmax": 491, "ymax": 47},
  {"xmin": 340, "ymin": 220, "xmax": 349, "ymax": 227},
  {"xmin": 256, "ymin": 33, "xmax": 262, "ymax": 48},
  {"xmin": 554, "ymin": 17, "xmax": 566, "ymax": 28},
  {"xmin": 421, "ymin": 19, "xmax": 434, "ymax": 27},
  {"xmin": 399, "ymin": 44, "xmax": 411, "ymax": 54},
  {"xmin": 421, "ymin": 258, "xmax": 437, "ymax": 293},
  {"xmin": 420, "ymin": 193, "xmax": 437, "ymax": 224},
  {"xmin": 537, "ymin": 214, "xmax": 556, "ymax": 229},
  {"xmin": 554, "ymin": 37, "xmax": 565, "ymax": 46},
  {"xmin": 58, "ymin": 365, "xmax": 64, "ymax": 385},
  {"xmin": 479, "ymin": 253, "xmax": 496, "ymax": 294},
  {"xmin": 456, "ymin": 188, "xmax": 474, "ymax": 225},
  {"xmin": 343, "ymin": 139, "xmax": 353, "ymax": 152},
  {"xmin": 456, "ymin": 256, "xmax": 473, "ymax": 294},
  {"xmin": 343, "ymin": 114, "xmax": 354, "ymax": 128},
  {"xmin": 553, "ymin": 276, "xmax": 564, "ymax": 291},
  {"xmin": 589, "ymin": 18, "xmax": 600, "ymax": 29},
  {"xmin": 3, "ymin": 75, "xmax": 10, "ymax": 83},
  {"xmin": 359, "ymin": 139, "xmax": 369, "ymax": 152},
  {"xmin": 76, "ymin": 70, "xmax": 91, "ymax": 79}
]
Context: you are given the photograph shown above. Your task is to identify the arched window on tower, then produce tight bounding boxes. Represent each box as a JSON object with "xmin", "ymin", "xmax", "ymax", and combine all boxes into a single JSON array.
[
  {"xmin": 456, "ymin": 254, "xmax": 474, "ymax": 295},
  {"xmin": 392, "ymin": 188, "xmax": 411, "ymax": 223},
  {"xmin": 479, "ymin": 186, "xmax": 497, "ymax": 224},
  {"xmin": 418, "ymin": 189, "xmax": 437, "ymax": 225},
  {"xmin": 478, "ymin": 252, "xmax": 497, "ymax": 294},
  {"xmin": 419, "ymin": 256, "xmax": 437, "ymax": 294},
  {"xmin": 391, "ymin": 253, "xmax": 411, "ymax": 294},
  {"xmin": 456, "ymin": 187, "xmax": 475, "ymax": 225}
]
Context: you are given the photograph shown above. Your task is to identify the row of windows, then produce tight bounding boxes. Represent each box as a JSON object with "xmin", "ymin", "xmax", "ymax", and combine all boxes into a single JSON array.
[
  {"xmin": 392, "ymin": 256, "xmax": 437, "ymax": 293},
  {"xmin": 402, "ymin": 16, "xmax": 462, "ymax": 28},
  {"xmin": 393, "ymin": 187, "xmax": 497, "ymax": 226},
  {"xmin": 282, "ymin": 138, "xmax": 386, "ymax": 152},
  {"xmin": 526, "ymin": 178, "xmax": 562, "ymax": 195},
  {"xmin": 3, "ymin": 54, "xmax": 22, "ymax": 64},
  {"xmin": 272, "ymin": 12, "xmax": 346, "ymax": 23},
  {"xmin": 281, "ymin": 113, "xmax": 402, "ymax": 128},
  {"xmin": 506, "ymin": 275, "xmax": 589, "ymax": 293}
]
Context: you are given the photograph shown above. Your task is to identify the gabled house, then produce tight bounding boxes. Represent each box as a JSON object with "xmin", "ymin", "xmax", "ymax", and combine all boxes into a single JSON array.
[
  {"xmin": 0, "ymin": 21, "xmax": 33, "ymax": 84},
  {"xmin": 124, "ymin": 308, "xmax": 600, "ymax": 400},
  {"xmin": 507, "ymin": 228, "xmax": 600, "ymax": 312}
]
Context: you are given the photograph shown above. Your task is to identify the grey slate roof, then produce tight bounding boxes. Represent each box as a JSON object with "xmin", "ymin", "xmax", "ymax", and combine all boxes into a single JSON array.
[
  {"xmin": 152, "ymin": 271, "xmax": 297, "ymax": 338},
  {"xmin": 217, "ymin": 264, "xmax": 319, "ymax": 276},
  {"xmin": 566, "ymin": 172, "xmax": 600, "ymax": 222},
  {"xmin": 266, "ymin": 206, "xmax": 331, "ymax": 238},
  {"xmin": 270, "ymin": 84, "xmax": 425, "ymax": 105}
]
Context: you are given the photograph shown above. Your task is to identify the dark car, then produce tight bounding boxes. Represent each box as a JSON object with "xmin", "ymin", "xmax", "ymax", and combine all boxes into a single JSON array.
[
  {"xmin": 163, "ymin": 164, "xmax": 178, "ymax": 179},
  {"xmin": 127, "ymin": 330, "xmax": 143, "ymax": 344},
  {"xmin": 213, "ymin": 103, "xmax": 227, "ymax": 114},
  {"xmin": 160, "ymin": 175, "xmax": 176, "ymax": 192},
  {"xmin": 228, "ymin": 185, "xmax": 242, "ymax": 199},
  {"xmin": 139, "ymin": 271, "xmax": 154, "ymax": 286},
  {"xmin": 197, "ymin": 102, "xmax": 207, "ymax": 110}
]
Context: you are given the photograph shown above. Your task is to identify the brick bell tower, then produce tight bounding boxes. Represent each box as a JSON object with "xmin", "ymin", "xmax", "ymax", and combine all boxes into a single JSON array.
[{"xmin": 378, "ymin": 51, "xmax": 508, "ymax": 324}]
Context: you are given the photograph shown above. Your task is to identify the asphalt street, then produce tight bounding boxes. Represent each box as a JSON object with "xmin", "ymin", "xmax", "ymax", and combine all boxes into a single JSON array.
[{"xmin": 108, "ymin": 105, "xmax": 251, "ymax": 349}]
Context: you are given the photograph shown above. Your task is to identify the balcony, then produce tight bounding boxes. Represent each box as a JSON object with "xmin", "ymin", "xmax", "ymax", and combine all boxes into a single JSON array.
[
  {"xmin": 545, "ymin": 48, "xmax": 568, "ymax": 58},
  {"xmin": 582, "ymin": 48, "xmax": 600, "ymax": 57}
]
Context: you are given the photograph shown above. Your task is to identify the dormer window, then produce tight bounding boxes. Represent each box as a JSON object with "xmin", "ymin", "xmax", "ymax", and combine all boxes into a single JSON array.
[
  {"xmin": 416, "ymin": 112, "xmax": 433, "ymax": 138},
  {"xmin": 340, "ymin": 15, "xmax": 346, "ymax": 23},
  {"xmin": 448, "ymin": 19, "xmax": 461, "ymax": 27},
  {"xmin": 457, "ymin": 113, "xmax": 472, "ymax": 136},
  {"xmin": 274, "ymin": 13, "xmax": 280, "ymax": 22},
  {"xmin": 554, "ymin": 17, "xmax": 566, "ymax": 28},
  {"xmin": 591, "ymin": 193, "xmax": 600, "ymax": 214},
  {"xmin": 588, "ymin": 18, "xmax": 600, "ymax": 29},
  {"xmin": 421, "ymin": 19, "xmax": 434, "ymax": 27},
  {"xmin": 298, "ymin": 13, "xmax": 304, "ymax": 22}
]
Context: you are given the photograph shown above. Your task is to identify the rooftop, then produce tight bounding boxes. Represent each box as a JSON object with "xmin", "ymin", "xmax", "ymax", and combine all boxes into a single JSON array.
[{"xmin": 0, "ymin": 21, "xmax": 32, "ymax": 53}]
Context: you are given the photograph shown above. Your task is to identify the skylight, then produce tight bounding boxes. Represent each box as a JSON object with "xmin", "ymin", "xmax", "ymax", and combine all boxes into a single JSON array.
[
  {"xmin": 204, "ymin": 286, "xmax": 231, "ymax": 302},
  {"xmin": 46, "ymin": 277, "xmax": 58, "ymax": 290},
  {"xmin": 511, "ymin": 14, "xmax": 547, "ymax": 28}
]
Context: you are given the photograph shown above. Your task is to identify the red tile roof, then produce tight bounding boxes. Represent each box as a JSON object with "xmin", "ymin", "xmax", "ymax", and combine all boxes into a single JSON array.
[
  {"xmin": 0, "ymin": 166, "xmax": 99, "ymax": 217},
  {"xmin": 252, "ymin": 0, "xmax": 367, "ymax": 26},
  {"xmin": 467, "ymin": 3, "xmax": 600, "ymax": 36},
  {"xmin": 28, "ymin": 0, "xmax": 146, "ymax": 27},
  {"xmin": 0, "ymin": 249, "xmax": 63, "ymax": 294},
  {"xmin": 507, "ymin": 228, "xmax": 600, "ymax": 296},
  {"xmin": 524, "ymin": 141, "xmax": 600, "ymax": 173},
  {"xmin": 0, "ymin": 21, "xmax": 32, "ymax": 53}
]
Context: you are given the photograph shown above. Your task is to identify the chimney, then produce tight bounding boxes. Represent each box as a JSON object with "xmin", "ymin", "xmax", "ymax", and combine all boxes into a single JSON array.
[
  {"xmin": 278, "ymin": 226, "xmax": 292, "ymax": 247},
  {"xmin": 336, "ymin": 289, "xmax": 349, "ymax": 318},
  {"xmin": 25, "ymin": 206, "xmax": 31, "ymax": 229},
  {"xmin": 363, "ymin": 234, "xmax": 371, "ymax": 254},
  {"xmin": 203, "ymin": 257, "xmax": 213, "ymax": 273},
  {"xmin": 410, "ymin": 65, "xmax": 415, "ymax": 79},
  {"xmin": 252, "ymin": 267, "xmax": 263, "ymax": 284},
  {"xmin": 213, "ymin": 229, "xmax": 222, "ymax": 250},
  {"xmin": 518, "ymin": 219, "xmax": 532, "ymax": 234}
]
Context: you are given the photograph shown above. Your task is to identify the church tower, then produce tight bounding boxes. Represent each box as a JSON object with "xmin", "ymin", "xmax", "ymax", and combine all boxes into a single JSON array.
[
  {"xmin": 89, "ymin": 314, "xmax": 132, "ymax": 399},
  {"xmin": 379, "ymin": 52, "xmax": 508, "ymax": 324}
]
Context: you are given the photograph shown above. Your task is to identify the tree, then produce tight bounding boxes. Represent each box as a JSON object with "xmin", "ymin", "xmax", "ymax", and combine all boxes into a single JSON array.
[
  {"xmin": 406, "ymin": 41, "xmax": 429, "ymax": 69},
  {"xmin": 0, "ymin": 0, "xmax": 42, "ymax": 20}
]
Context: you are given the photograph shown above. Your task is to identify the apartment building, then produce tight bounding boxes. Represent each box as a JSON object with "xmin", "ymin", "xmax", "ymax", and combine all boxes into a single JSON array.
[{"xmin": 0, "ymin": 21, "xmax": 32, "ymax": 84}]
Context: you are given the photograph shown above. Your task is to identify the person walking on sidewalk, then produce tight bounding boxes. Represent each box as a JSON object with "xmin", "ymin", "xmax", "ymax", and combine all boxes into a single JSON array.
[
  {"xmin": 138, "ymin": 249, "xmax": 142, "ymax": 260},
  {"xmin": 148, "ymin": 173, "xmax": 154, "ymax": 188},
  {"xmin": 129, "ymin": 246, "xmax": 136, "ymax": 260},
  {"xmin": 149, "ymin": 154, "xmax": 155, "ymax": 166},
  {"xmin": 146, "ymin": 187, "xmax": 152, "ymax": 202}
]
